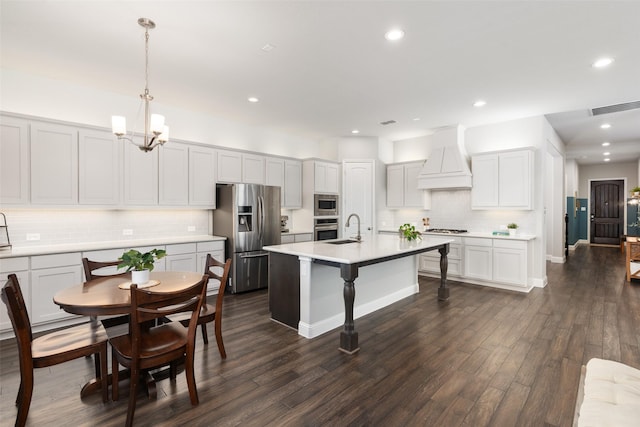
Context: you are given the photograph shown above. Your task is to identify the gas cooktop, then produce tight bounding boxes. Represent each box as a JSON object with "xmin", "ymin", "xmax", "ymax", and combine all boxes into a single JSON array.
[{"xmin": 424, "ymin": 228, "xmax": 468, "ymax": 234}]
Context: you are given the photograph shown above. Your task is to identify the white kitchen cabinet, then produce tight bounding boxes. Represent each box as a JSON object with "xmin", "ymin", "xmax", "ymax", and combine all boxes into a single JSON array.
[
  {"xmin": 189, "ymin": 145, "xmax": 217, "ymax": 208},
  {"xmin": 30, "ymin": 253, "xmax": 83, "ymax": 325},
  {"xmin": 30, "ymin": 122, "xmax": 78, "ymax": 205},
  {"xmin": 419, "ymin": 236, "xmax": 462, "ymax": 277},
  {"xmin": 463, "ymin": 237, "xmax": 493, "ymax": 281},
  {"xmin": 164, "ymin": 243, "xmax": 197, "ymax": 272},
  {"xmin": 471, "ymin": 148, "xmax": 534, "ymax": 210},
  {"xmin": 386, "ymin": 161, "xmax": 430, "ymax": 209},
  {"xmin": 159, "ymin": 142, "xmax": 189, "ymax": 206},
  {"xmin": 294, "ymin": 233, "xmax": 312, "ymax": 242},
  {"xmin": 216, "ymin": 149, "xmax": 242, "ymax": 183},
  {"xmin": 281, "ymin": 235, "xmax": 295, "ymax": 244},
  {"xmin": 284, "ymin": 160, "xmax": 302, "ymax": 208},
  {"xmin": 0, "ymin": 257, "xmax": 29, "ymax": 332},
  {"xmin": 78, "ymin": 129, "xmax": 121, "ymax": 205},
  {"xmin": 265, "ymin": 157, "xmax": 285, "ymax": 188},
  {"xmin": 196, "ymin": 241, "xmax": 226, "ymax": 294},
  {"xmin": 0, "ymin": 116, "xmax": 29, "ymax": 205},
  {"xmin": 314, "ymin": 161, "xmax": 340, "ymax": 194},
  {"xmin": 123, "ymin": 140, "xmax": 158, "ymax": 205},
  {"xmin": 242, "ymin": 153, "xmax": 265, "ymax": 184},
  {"xmin": 493, "ymin": 239, "xmax": 527, "ymax": 286}
]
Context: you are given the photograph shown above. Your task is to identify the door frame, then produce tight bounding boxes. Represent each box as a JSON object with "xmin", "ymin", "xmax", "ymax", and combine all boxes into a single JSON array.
[{"xmin": 587, "ymin": 177, "xmax": 628, "ymax": 244}]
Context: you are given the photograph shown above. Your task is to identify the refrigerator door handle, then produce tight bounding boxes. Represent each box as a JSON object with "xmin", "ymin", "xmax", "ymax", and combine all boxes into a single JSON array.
[
  {"xmin": 239, "ymin": 252, "xmax": 268, "ymax": 259},
  {"xmin": 258, "ymin": 196, "xmax": 265, "ymax": 241}
]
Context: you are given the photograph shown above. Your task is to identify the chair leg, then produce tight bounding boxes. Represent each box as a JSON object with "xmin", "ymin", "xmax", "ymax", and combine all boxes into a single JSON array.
[
  {"xmin": 214, "ymin": 319, "xmax": 227, "ymax": 359},
  {"xmin": 112, "ymin": 348, "xmax": 119, "ymax": 401},
  {"xmin": 184, "ymin": 349, "xmax": 199, "ymax": 406},
  {"xmin": 16, "ymin": 370, "xmax": 33, "ymax": 427},
  {"xmin": 98, "ymin": 345, "xmax": 108, "ymax": 403},
  {"xmin": 125, "ymin": 367, "xmax": 139, "ymax": 427},
  {"xmin": 15, "ymin": 379, "xmax": 23, "ymax": 406},
  {"xmin": 200, "ymin": 323, "xmax": 209, "ymax": 344},
  {"xmin": 169, "ymin": 361, "xmax": 177, "ymax": 379}
]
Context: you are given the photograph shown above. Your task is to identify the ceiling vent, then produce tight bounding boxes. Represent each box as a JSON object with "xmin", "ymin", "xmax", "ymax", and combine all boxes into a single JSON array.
[
  {"xmin": 591, "ymin": 100, "xmax": 640, "ymax": 116},
  {"xmin": 380, "ymin": 120, "xmax": 396, "ymax": 125}
]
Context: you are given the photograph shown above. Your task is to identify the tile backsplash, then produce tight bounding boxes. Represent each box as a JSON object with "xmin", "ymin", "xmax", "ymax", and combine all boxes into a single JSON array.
[{"xmin": 2, "ymin": 209, "xmax": 212, "ymax": 247}]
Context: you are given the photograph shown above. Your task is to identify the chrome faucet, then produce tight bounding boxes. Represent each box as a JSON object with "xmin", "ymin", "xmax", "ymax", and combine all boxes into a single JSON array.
[{"xmin": 346, "ymin": 213, "xmax": 362, "ymax": 242}]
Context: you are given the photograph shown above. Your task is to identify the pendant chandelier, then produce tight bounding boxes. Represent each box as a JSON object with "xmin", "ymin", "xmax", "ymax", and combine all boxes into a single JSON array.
[{"xmin": 112, "ymin": 18, "xmax": 169, "ymax": 152}]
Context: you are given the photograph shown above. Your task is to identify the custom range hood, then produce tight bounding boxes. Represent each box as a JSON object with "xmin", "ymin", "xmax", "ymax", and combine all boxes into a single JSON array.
[{"xmin": 417, "ymin": 125, "xmax": 472, "ymax": 190}]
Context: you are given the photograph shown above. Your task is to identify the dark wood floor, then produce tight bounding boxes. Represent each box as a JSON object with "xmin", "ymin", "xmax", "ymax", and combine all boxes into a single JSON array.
[{"xmin": 1, "ymin": 245, "xmax": 639, "ymax": 426}]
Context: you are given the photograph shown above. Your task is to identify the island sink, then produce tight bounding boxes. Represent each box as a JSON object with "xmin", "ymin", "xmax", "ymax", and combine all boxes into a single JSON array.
[{"xmin": 325, "ymin": 239, "xmax": 360, "ymax": 245}]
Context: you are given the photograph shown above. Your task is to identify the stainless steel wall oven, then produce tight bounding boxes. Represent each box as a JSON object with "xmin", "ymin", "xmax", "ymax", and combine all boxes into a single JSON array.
[{"xmin": 314, "ymin": 218, "xmax": 339, "ymax": 241}]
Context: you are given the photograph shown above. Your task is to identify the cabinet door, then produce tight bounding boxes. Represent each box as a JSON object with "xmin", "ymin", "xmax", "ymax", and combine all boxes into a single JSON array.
[
  {"xmin": 284, "ymin": 160, "xmax": 302, "ymax": 208},
  {"xmin": 404, "ymin": 162, "xmax": 424, "ymax": 207},
  {"xmin": 0, "ymin": 116, "xmax": 29, "ymax": 204},
  {"xmin": 30, "ymin": 122, "xmax": 78, "ymax": 204},
  {"xmin": 315, "ymin": 161, "xmax": 340, "ymax": 194},
  {"xmin": 197, "ymin": 249, "xmax": 226, "ymax": 294},
  {"xmin": 294, "ymin": 233, "xmax": 312, "ymax": 242},
  {"xmin": 471, "ymin": 154, "xmax": 499, "ymax": 208},
  {"xmin": 242, "ymin": 154, "xmax": 265, "ymax": 184},
  {"xmin": 189, "ymin": 145, "xmax": 216, "ymax": 207},
  {"xmin": 159, "ymin": 143, "xmax": 189, "ymax": 205},
  {"xmin": 386, "ymin": 164, "xmax": 404, "ymax": 207},
  {"xmin": 493, "ymin": 247, "xmax": 526, "ymax": 286},
  {"xmin": 265, "ymin": 157, "xmax": 284, "ymax": 188},
  {"xmin": 165, "ymin": 253, "xmax": 197, "ymax": 272},
  {"xmin": 123, "ymin": 141, "xmax": 158, "ymax": 205},
  {"xmin": 216, "ymin": 149, "xmax": 242, "ymax": 183},
  {"xmin": 464, "ymin": 245, "xmax": 493, "ymax": 280},
  {"xmin": 79, "ymin": 129, "xmax": 121, "ymax": 205},
  {"xmin": 31, "ymin": 265, "xmax": 83, "ymax": 324},
  {"xmin": 499, "ymin": 150, "xmax": 533, "ymax": 209}
]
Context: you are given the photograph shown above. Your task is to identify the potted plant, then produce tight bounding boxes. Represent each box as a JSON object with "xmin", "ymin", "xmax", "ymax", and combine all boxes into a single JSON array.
[
  {"xmin": 118, "ymin": 248, "xmax": 166, "ymax": 284},
  {"xmin": 399, "ymin": 224, "xmax": 422, "ymax": 241},
  {"xmin": 507, "ymin": 223, "xmax": 518, "ymax": 236},
  {"xmin": 631, "ymin": 186, "xmax": 640, "ymax": 197}
]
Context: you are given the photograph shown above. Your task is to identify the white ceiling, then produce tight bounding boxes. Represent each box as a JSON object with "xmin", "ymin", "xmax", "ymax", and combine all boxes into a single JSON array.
[{"xmin": 2, "ymin": 1, "xmax": 639, "ymax": 165}]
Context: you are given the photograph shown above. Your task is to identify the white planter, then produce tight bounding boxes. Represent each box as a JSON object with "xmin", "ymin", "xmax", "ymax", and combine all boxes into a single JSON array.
[
  {"xmin": 131, "ymin": 269, "xmax": 150, "ymax": 285},
  {"xmin": 508, "ymin": 229, "xmax": 517, "ymax": 236}
]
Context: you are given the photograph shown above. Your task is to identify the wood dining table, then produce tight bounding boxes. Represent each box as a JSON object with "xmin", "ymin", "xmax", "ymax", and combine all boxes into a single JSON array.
[{"xmin": 53, "ymin": 270, "xmax": 206, "ymax": 399}]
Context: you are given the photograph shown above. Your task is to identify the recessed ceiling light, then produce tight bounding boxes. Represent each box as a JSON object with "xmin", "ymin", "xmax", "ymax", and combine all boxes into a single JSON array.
[
  {"xmin": 261, "ymin": 44, "xmax": 275, "ymax": 52},
  {"xmin": 592, "ymin": 57, "xmax": 614, "ymax": 68},
  {"xmin": 351, "ymin": 129, "xmax": 360, "ymax": 134},
  {"xmin": 473, "ymin": 100, "xmax": 487, "ymax": 107},
  {"xmin": 413, "ymin": 117, "xmax": 421, "ymax": 121},
  {"xmin": 385, "ymin": 29, "xmax": 404, "ymax": 41},
  {"xmin": 248, "ymin": 97, "xmax": 259, "ymax": 103},
  {"xmin": 603, "ymin": 152, "xmax": 610, "ymax": 156},
  {"xmin": 602, "ymin": 142, "xmax": 610, "ymax": 146},
  {"xmin": 600, "ymin": 123, "xmax": 611, "ymax": 129},
  {"xmin": 604, "ymin": 158, "xmax": 611, "ymax": 162}
]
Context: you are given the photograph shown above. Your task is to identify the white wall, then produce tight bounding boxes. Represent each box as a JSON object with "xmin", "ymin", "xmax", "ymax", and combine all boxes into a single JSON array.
[
  {"xmin": 578, "ymin": 162, "xmax": 639, "ymax": 197},
  {"xmin": 565, "ymin": 160, "xmax": 579, "ymax": 197}
]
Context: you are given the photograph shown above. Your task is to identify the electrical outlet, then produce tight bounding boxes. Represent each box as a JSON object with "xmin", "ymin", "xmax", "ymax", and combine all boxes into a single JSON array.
[
  {"xmin": 122, "ymin": 229, "xmax": 133, "ymax": 236},
  {"xmin": 187, "ymin": 226, "xmax": 196, "ymax": 232},
  {"xmin": 26, "ymin": 233, "xmax": 40, "ymax": 241}
]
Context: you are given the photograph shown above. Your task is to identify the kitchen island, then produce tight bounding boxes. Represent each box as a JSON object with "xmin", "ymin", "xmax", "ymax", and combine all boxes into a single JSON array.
[{"xmin": 263, "ymin": 234, "xmax": 453, "ymax": 354}]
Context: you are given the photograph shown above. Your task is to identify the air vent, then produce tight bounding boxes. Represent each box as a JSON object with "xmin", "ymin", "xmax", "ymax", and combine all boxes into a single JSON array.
[
  {"xmin": 380, "ymin": 120, "xmax": 396, "ymax": 125},
  {"xmin": 591, "ymin": 100, "xmax": 640, "ymax": 116}
]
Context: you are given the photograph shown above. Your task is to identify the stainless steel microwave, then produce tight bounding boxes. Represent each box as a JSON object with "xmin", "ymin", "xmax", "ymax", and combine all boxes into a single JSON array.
[{"xmin": 314, "ymin": 194, "xmax": 338, "ymax": 216}]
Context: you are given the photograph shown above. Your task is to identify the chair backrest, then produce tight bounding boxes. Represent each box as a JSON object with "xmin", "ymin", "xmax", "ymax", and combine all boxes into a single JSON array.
[
  {"xmin": 129, "ymin": 276, "xmax": 208, "ymax": 357},
  {"xmin": 82, "ymin": 258, "xmax": 126, "ymax": 281},
  {"xmin": 204, "ymin": 255, "xmax": 232, "ymax": 311},
  {"xmin": 1, "ymin": 274, "xmax": 33, "ymax": 361}
]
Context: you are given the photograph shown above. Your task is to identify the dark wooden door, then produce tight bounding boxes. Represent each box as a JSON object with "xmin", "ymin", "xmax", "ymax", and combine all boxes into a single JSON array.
[{"xmin": 590, "ymin": 179, "xmax": 624, "ymax": 244}]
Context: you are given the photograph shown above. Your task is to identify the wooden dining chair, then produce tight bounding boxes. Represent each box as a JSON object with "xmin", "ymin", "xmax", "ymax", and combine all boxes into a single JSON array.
[
  {"xmin": 109, "ymin": 275, "xmax": 208, "ymax": 427},
  {"xmin": 1, "ymin": 274, "xmax": 108, "ymax": 427},
  {"xmin": 82, "ymin": 257, "xmax": 130, "ymax": 334},
  {"xmin": 179, "ymin": 255, "xmax": 231, "ymax": 359}
]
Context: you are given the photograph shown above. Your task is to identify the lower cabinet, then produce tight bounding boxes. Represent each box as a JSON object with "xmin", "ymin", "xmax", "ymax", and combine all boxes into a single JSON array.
[
  {"xmin": 281, "ymin": 233, "xmax": 313, "ymax": 244},
  {"xmin": 165, "ymin": 243, "xmax": 198, "ymax": 272},
  {"xmin": 419, "ymin": 237, "xmax": 463, "ymax": 277},
  {"xmin": 463, "ymin": 238, "xmax": 493, "ymax": 281},
  {"xmin": 30, "ymin": 253, "xmax": 83, "ymax": 325},
  {"xmin": 463, "ymin": 237, "xmax": 528, "ymax": 287},
  {"xmin": 0, "ymin": 257, "xmax": 29, "ymax": 331},
  {"xmin": 196, "ymin": 241, "xmax": 226, "ymax": 294}
]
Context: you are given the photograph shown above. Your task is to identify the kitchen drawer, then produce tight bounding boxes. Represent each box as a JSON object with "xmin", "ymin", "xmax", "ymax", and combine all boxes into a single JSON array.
[
  {"xmin": 281, "ymin": 235, "xmax": 295, "ymax": 244},
  {"xmin": 166, "ymin": 243, "xmax": 197, "ymax": 255},
  {"xmin": 493, "ymin": 239, "xmax": 526, "ymax": 250},
  {"xmin": 0, "ymin": 256, "xmax": 29, "ymax": 273},
  {"xmin": 294, "ymin": 233, "xmax": 313, "ymax": 243},
  {"xmin": 463, "ymin": 237, "xmax": 493, "ymax": 247},
  {"xmin": 82, "ymin": 248, "xmax": 126, "ymax": 261},
  {"xmin": 423, "ymin": 244, "xmax": 462, "ymax": 260},
  {"xmin": 31, "ymin": 252, "xmax": 81, "ymax": 269},
  {"xmin": 419, "ymin": 255, "xmax": 462, "ymax": 276},
  {"xmin": 196, "ymin": 240, "xmax": 224, "ymax": 252}
]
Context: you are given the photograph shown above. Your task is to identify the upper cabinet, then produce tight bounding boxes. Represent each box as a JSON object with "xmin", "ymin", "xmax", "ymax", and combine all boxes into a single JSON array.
[
  {"xmin": 314, "ymin": 161, "xmax": 340, "ymax": 194},
  {"xmin": 386, "ymin": 161, "xmax": 430, "ymax": 209},
  {"xmin": 0, "ymin": 116, "xmax": 29, "ymax": 205},
  {"xmin": 471, "ymin": 148, "xmax": 534, "ymax": 210},
  {"xmin": 265, "ymin": 157, "xmax": 302, "ymax": 209},
  {"xmin": 242, "ymin": 153, "xmax": 265, "ymax": 184},
  {"xmin": 78, "ymin": 129, "xmax": 121, "ymax": 205},
  {"xmin": 30, "ymin": 122, "xmax": 78, "ymax": 205},
  {"xmin": 188, "ymin": 145, "xmax": 216, "ymax": 208},
  {"xmin": 216, "ymin": 149, "xmax": 242, "ymax": 183},
  {"xmin": 123, "ymin": 140, "xmax": 159, "ymax": 206},
  {"xmin": 159, "ymin": 142, "xmax": 189, "ymax": 206}
]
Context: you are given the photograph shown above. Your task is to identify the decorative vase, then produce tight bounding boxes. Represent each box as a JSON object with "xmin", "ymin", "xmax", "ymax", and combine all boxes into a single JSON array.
[
  {"xmin": 131, "ymin": 269, "xmax": 150, "ymax": 285},
  {"xmin": 509, "ymin": 229, "xmax": 517, "ymax": 236}
]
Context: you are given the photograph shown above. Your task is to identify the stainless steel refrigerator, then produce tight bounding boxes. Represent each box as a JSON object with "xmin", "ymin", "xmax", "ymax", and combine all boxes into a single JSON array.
[{"xmin": 213, "ymin": 184, "xmax": 281, "ymax": 293}]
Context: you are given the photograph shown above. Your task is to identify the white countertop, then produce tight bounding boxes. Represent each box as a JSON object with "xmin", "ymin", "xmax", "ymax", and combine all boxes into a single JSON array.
[
  {"xmin": 0, "ymin": 235, "xmax": 226, "ymax": 258},
  {"xmin": 263, "ymin": 234, "xmax": 454, "ymax": 265},
  {"xmin": 378, "ymin": 228, "xmax": 536, "ymax": 241}
]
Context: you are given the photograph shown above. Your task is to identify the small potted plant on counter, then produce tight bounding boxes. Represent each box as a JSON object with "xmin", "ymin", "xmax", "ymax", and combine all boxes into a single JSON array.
[
  {"xmin": 631, "ymin": 186, "xmax": 640, "ymax": 197},
  {"xmin": 507, "ymin": 223, "xmax": 518, "ymax": 236},
  {"xmin": 118, "ymin": 248, "xmax": 166, "ymax": 285},
  {"xmin": 399, "ymin": 223, "xmax": 422, "ymax": 241}
]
